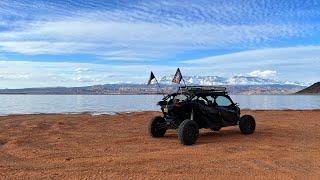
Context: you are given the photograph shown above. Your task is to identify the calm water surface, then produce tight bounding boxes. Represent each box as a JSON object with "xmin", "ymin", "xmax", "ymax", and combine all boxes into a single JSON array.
[{"xmin": 0, "ymin": 95, "xmax": 319, "ymax": 115}]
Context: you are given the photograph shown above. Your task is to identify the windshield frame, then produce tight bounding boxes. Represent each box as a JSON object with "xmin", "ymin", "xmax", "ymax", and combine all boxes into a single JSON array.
[{"xmin": 163, "ymin": 92, "xmax": 191, "ymax": 102}]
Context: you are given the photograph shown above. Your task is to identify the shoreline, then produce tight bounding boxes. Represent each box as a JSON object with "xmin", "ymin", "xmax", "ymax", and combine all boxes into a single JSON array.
[
  {"xmin": 0, "ymin": 93, "xmax": 319, "ymax": 95},
  {"xmin": 1, "ymin": 109, "xmax": 320, "ymax": 117}
]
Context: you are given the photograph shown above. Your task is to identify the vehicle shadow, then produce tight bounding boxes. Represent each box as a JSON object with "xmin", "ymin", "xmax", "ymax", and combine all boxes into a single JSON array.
[
  {"xmin": 197, "ymin": 130, "xmax": 246, "ymax": 145},
  {"xmin": 163, "ymin": 128, "xmax": 266, "ymax": 145}
]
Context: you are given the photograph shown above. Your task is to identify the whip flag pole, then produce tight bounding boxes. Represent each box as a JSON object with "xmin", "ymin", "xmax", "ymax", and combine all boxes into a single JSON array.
[
  {"xmin": 172, "ymin": 68, "xmax": 186, "ymax": 87},
  {"xmin": 147, "ymin": 71, "xmax": 165, "ymax": 97}
]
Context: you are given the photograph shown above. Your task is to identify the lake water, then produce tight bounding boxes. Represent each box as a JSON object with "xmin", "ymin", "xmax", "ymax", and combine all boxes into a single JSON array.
[{"xmin": 0, "ymin": 95, "xmax": 319, "ymax": 115}]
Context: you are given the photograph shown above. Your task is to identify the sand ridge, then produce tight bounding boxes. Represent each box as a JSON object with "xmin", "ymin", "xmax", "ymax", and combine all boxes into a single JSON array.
[{"xmin": 0, "ymin": 110, "xmax": 320, "ymax": 179}]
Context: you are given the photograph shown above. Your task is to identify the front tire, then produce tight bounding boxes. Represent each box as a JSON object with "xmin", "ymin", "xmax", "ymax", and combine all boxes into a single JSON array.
[
  {"xmin": 239, "ymin": 115, "xmax": 256, "ymax": 134},
  {"xmin": 178, "ymin": 119, "xmax": 199, "ymax": 145},
  {"xmin": 149, "ymin": 116, "xmax": 167, "ymax": 137}
]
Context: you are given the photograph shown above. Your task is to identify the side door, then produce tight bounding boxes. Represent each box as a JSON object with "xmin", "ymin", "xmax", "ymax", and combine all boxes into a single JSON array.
[{"xmin": 215, "ymin": 96, "xmax": 238, "ymax": 125}]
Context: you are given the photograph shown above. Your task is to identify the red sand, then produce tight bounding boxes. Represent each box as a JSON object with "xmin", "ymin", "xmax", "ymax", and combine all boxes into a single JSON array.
[{"xmin": 0, "ymin": 110, "xmax": 320, "ymax": 179}]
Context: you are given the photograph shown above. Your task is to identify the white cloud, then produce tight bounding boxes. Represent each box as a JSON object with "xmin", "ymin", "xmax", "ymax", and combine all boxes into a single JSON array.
[
  {"xmin": 184, "ymin": 46, "xmax": 320, "ymax": 65},
  {"xmin": 75, "ymin": 67, "xmax": 90, "ymax": 74},
  {"xmin": 0, "ymin": 61, "xmax": 176, "ymax": 88},
  {"xmin": 0, "ymin": 72, "xmax": 31, "ymax": 81},
  {"xmin": 182, "ymin": 46, "xmax": 320, "ymax": 84},
  {"xmin": 248, "ymin": 70, "xmax": 277, "ymax": 79},
  {"xmin": 0, "ymin": 41, "xmax": 99, "ymax": 55},
  {"xmin": 0, "ymin": 20, "xmax": 306, "ymax": 57}
]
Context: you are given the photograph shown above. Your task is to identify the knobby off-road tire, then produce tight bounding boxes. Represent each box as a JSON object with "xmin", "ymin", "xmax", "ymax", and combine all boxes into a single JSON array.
[
  {"xmin": 178, "ymin": 119, "xmax": 199, "ymax": 145},
  {"xmin": 149, "ymin": 116, "xmax": 167, "ymax": 137},
  {"xmin": 239, "ymin": 115, "xmax": 256, "ymax": 134}
]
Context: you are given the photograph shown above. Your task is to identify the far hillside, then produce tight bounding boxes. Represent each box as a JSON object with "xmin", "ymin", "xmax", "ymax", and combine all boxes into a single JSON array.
[{"xmin": 296, "ymin": 82, "xmax": 320, "ymax": 94}]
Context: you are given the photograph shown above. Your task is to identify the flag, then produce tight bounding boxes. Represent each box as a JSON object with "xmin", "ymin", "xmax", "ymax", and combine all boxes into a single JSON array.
[
  {"xmin": 172, "ymin": 68, "xmax": 183, "ymax": 84},
  {"xmin": 147, "ymin": 71, "xmax": 156, "ymax": 85}
]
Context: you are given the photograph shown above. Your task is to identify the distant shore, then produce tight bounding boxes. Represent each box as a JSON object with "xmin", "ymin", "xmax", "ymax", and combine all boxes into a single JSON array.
[
  {"xmin": 1, "ymin": 109, "xmax": 320, "ymax": 117},
  {"xmin": 0, "ymin": 93, "xmax": 319, "ymax": 95},
  {"xmin": 0, "ymin": 84, "xmax": 306, "ymax": 95},
  {"xmin": 1, "ymin": 110, "xmax": 320, "ymax": 178}
]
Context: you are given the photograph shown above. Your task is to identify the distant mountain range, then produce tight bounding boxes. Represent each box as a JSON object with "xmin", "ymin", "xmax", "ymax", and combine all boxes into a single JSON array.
[
  {"xmin": 0, "ymin": 75, "xmax": 307, "ymax": 95},
  {"xmin": 296, "ymin": 82, "xmax": 320, "ymax": 94},
  {"xmin": 158, "ymin": 75, "xmax": 304, "ymax": 86}
]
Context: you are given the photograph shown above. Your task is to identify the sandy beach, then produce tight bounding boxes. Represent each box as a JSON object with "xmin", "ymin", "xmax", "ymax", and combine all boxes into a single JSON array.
[{"xmin": 0, "ymin": 110, "xmax": 320, "ymax": 179}]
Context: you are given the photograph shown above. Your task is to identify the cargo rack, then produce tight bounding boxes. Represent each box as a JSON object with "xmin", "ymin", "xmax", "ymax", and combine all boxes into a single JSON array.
[{"xmin": 178, "ymin": 86, "xmax": 227, "ymax": 94}]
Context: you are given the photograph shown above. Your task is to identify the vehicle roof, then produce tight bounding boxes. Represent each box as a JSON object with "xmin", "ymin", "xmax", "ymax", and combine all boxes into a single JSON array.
[
  {"xmin": 179, "ymin": 86, "xmax": 228, "ymax": 95},
  {"xmin": 193, "ymin": 91, "xmax": 228, "ymax": 96}
]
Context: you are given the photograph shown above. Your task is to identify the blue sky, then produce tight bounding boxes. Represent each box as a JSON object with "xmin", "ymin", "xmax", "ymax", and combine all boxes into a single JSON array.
[{"xmin": 0, "ymin": 0, "xmax": 319, "ymax": 88}]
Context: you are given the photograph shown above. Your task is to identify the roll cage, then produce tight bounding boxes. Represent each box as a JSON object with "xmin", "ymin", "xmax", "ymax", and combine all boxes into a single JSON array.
[{"xmin": 161, "ymin": 86, "xmax": 235, "ymax": 106}]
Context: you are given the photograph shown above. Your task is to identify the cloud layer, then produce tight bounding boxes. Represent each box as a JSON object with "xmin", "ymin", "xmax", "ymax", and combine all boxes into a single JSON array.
[
  {"xmin": 0, "ymin": 0, "xmax": 320, "ymax": 88},
  {"xmin": 0, "ymin": 60, "xmax": 177, "ymax": 88},
  {"xmin": 1, "ymin": 0, "xmax": 320, "ymax": 60}
]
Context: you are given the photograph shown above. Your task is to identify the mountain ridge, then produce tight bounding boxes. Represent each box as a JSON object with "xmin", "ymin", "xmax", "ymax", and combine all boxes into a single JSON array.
[
  {"xmin": 158, "ymin": 75, "xmax": 305, "ymax": 86},
  {"xmin": 0, "ymin": 84, "xmax": 305, "ymax": 95},
  {"xmin": 296, "ymin": 82, "xmax": 320, "ymax": 94},
  {"xmin": 0, "ymin": 75, "xmax": 307, "ymax": 95}
]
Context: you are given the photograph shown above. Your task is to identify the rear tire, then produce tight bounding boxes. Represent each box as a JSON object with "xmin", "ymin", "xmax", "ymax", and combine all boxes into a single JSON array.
[
  {"xmin": 178, "ymin": 119, "xmax": 199, "ymax": 145},
  {"xmin": 149, "ymin": 116, "xmax": 167, "ymax": 137},
  {"xmin": 239, "ymin": 115, "xmax": 256, "ymax": 134}
]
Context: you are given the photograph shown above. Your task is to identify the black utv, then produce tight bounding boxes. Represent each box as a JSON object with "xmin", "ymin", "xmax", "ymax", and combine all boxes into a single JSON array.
[{"xmin": 149, "ymin": 86, "xmax": 256, "ymax": 145}]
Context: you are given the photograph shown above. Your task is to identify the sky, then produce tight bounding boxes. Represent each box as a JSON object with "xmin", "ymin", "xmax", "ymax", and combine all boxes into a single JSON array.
[{"xmin": 0, "ymin": 0, "xmax": 319, "ymax": 88}]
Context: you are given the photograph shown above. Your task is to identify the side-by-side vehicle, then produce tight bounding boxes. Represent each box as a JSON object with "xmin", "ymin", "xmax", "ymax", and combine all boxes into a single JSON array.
[{"xmin": 149, "ymin": 86, "xmax": 256, "ymax": 145}]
